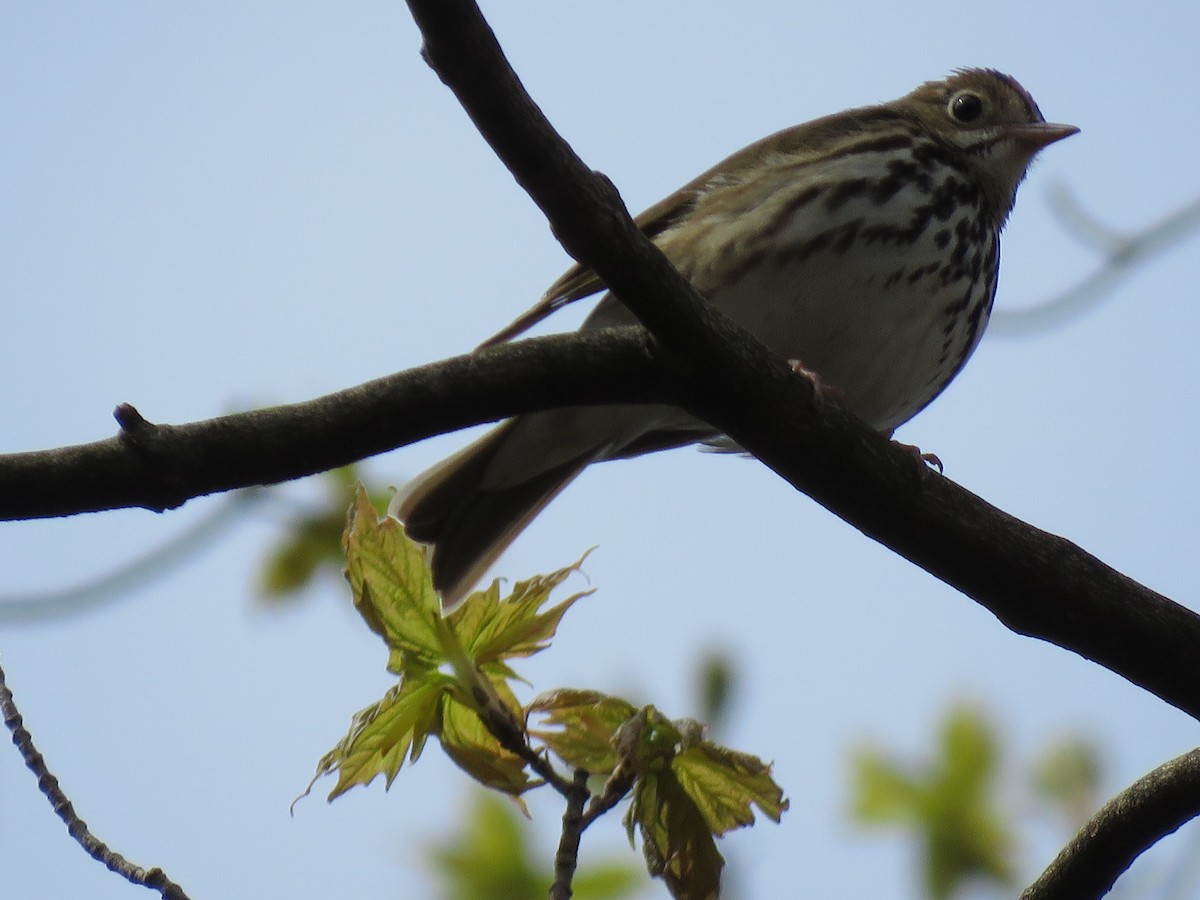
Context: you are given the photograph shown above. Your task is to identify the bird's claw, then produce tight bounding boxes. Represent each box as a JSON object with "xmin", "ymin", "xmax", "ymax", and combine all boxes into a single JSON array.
[
  {"xmin": 788, "ymin": 359, "xmax": 845, "ymax": 412},
  {"xmin": 786, "ymin": 359, "xmax": 942, "ymax": 475},
  {"xmin": 893, "ymin": 441, "xmax": 944, "ymax": 475}
]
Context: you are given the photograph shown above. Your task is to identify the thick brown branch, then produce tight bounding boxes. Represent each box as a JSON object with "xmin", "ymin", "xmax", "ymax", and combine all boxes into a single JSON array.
[
  {"xmin": 0, "ymin": 330, "xmax": 663, "ymax": 519},
  {"xmin": 1021, "ymin": 748, "xmax": 1200, "ymax": 900}
]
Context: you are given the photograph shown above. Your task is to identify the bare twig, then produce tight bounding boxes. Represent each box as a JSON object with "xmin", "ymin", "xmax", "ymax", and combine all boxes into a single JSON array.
[
  {"xmin": 1021, "ymin": 747, "xmax": 1200, "ymax": 900},
  {"xmin": 581, "ymin": 768, "xmax": 637, "ymax": 831},
  {"xmin": 0, "ymin": 660, "xmax": 192, "ymax": 900},
  {"xmin": 1046, "ymin": 184, "xmax": 1137, "ymax": 255},
  {"xmin": 549, "ymin": 768, "xmax": 591, "ymax": 900},
  {"xmin": 580, "ymin": 709, "xmax": 645, "ymax": 830},
  {"xmin": 0, "ymin": 489, "xmax": 263, "ymax": 625},
  {"xmin": 991, "ymin": 189, "xmax": 1200, "ymax": 336},
  {"xmin": 460, "ymin": 651, "xmax": 600, "ymax": 898}
]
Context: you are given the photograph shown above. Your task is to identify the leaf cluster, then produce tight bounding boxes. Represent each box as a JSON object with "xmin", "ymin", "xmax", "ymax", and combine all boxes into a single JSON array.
[{"xmin": 299, "ymin": 487, "xmax": 788, "ymax": 899}]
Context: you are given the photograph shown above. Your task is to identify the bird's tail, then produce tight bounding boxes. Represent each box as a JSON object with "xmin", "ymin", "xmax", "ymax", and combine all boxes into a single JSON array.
[{"xmin": 393, "ymin": 422, "xmax": 594, "ymax": 611}]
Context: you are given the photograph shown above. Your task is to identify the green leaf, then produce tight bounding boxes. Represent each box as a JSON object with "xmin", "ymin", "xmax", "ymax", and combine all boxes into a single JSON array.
[
  {"xmin": 257, "ymin": 467, "xmax": 387, "ymax": 599},
  {"xmin": 258, "ymin": 510, "xmax": 345, "ymax": 596},
  {"xmin": 694, "ymin": 650, "xmax": 736, "ymax": 734},
  {"xmin": 851, "ymin": 750, "xmax": 922, "ymax": 824},
  {"xmin": 940, "ymin": 707, "xmax": 998, "ymax": 797},
  {"xmin": 343, "ymin": 487, "xmax": 442, "ymax": 665},
  {"xmin": 429, "ymin": 792, "xmax": 547, "ymax": 900},
  {"xmin": 672, "ymin": 743, "xmax": 789, "ymax": 834},
  {"xmin": 1030, "ymin": 737, "xmax": 1102, "ymax": 823},
  {"xmin": 429, "ymin": 792, "xmax": 643, "ymax": 900},
  {"xmin": 528, "ymin": 689, "xmax": 638, "ymax": 774},
  {"xmin": 627, "ymin": 766, "xmax": 724, "ymax": 900},
  {"xmin": 306, "ymin": 673, "xmax": 454, "ymax": 802},
  {"xmin": 569, "ymin": 863, "xmax": 644, "ymax": 900},
  {"xmin": 851, "ymin": 704, "xmax": 1015, "ymax": 900},
  {"xmin": 449, "ymin": 552, "xmax": 594, "ymax": 666},
  {"xmin": 307, "ymin": 486, "xmax": 596, "ymax": 805},
  {"xmin": 440, "ymin": 696, "xmax": 537, "ymax": 799},
  {"xmin": 610, "ymin": 706, "xmax": 787, "ymax": 900}
]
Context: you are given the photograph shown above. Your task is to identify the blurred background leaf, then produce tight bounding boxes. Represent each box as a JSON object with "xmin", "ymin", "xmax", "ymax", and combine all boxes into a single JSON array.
[
  {"xmin": 428, "ymin": 792, "xmax": 642, "ymax": 900},
  {"xmin": 852, "ymin": 705, "xmax": 1015, "ymax": 899}
]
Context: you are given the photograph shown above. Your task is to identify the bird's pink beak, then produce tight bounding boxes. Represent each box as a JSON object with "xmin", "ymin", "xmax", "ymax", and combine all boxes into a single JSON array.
[{"xmin": 1005, "ymin": 121, "xmax": 1080, "ymax": 150}]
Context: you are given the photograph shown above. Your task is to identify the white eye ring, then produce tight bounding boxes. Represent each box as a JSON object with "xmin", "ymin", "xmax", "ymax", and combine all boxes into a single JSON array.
[{"xmin": 949, "ymin": 91, "xmax": 985, "ymax": 123}]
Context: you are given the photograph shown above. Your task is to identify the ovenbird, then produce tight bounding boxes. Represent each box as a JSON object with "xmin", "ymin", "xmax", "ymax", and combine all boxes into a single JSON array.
[{"xmin": 397, "ymin": 68, "xmax": 1077, "ymax": 608}]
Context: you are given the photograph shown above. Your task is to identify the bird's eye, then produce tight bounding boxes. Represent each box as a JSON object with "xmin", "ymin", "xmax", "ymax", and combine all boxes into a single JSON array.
[{"xmin": 949, "ymin": 92, "xmax": 985, "ymax": 123}]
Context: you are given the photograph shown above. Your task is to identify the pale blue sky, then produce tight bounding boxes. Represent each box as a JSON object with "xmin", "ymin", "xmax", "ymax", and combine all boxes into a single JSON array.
[{"xmin": 3, "ymin": 3, "xmax": 1200, "ymax": 898}]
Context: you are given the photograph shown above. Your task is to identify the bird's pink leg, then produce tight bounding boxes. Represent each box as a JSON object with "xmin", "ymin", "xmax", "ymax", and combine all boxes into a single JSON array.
[
  {"xmin": 893, "ymin": 441, "xmax": 944, "ymax": 474},
  {"xmin": 787, "ymin": 359, "xmax": 846, "ymax": 412},
  {"xmin": 789, "ymin": 359, "xmax": 943, "ymax": 475}
]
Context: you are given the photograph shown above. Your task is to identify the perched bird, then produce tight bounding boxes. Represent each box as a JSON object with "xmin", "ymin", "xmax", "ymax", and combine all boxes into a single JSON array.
[{"xmin": 396, "ymin": 68, "xmax": 1077, "ymax": 609}]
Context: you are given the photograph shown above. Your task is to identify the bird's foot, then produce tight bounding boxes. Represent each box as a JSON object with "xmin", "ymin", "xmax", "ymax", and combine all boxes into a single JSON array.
[
  {"xmin": 892, "ymin": 440, "xmax": 944, "ymax": 475},
  {"xmin": 788, "ymin": 359, "xmax": 845, "ymax": 412}
]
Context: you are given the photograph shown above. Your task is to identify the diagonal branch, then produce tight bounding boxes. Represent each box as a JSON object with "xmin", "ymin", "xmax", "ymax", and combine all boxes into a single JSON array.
[
  {"xmin": 407, "ymin": 0, "xmax": 790, "ymax": 391},
  {"xmin": 401, "ymin": 0, "xmax": 1200, "ymax": 725}
]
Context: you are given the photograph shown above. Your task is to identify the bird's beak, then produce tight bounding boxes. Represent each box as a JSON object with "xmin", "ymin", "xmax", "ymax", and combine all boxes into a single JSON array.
[{"xmin": 1005, "ymin": 122, "xmax": 1080, "ymax": 150}]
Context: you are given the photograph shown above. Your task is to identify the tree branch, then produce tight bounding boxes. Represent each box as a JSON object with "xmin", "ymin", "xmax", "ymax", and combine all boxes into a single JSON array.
[
  {"xmin": 550, "ymin": 769, "xmax": 591, "ymax": 900},
  {"xmin": 992, "ymin": 190, "xmax": 1200, "ymax": 336},
  {"xmin": 0, "ymin": 661, "xmax": 191, "ymax": 900},
  {"xmin": 1021, "ymin": 747, "xmax": 1200, "ymax": 900},
  {"xmin": 0, "ymin": 330, "xmax": 664, "ymax": 519},
  {"xmin": 0, "ymin": 0, "xmax": 1197, "ymax": 730},
  {"xmin": 0, "ymin": 489, "xmax": 264, "ymax": 624},
  {"xmin": 399, "ymin": 0, "xmax": 1200, "ymax": 727},
  {"xmin": 5, "ymin": 316, "xmax": 1197, "ymax": 721},
  {"xmin": 406, "ymin": 0, "xmax": 792, "ymax": 391},
  {"xmin": 4, "ymin": 6, "xmax": 1199, "ymax": 892}
]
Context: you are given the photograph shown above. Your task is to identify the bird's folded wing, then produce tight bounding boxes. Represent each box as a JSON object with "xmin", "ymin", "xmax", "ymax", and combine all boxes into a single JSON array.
[{"xmin": 474, "ymin": 176, "xmax": 717, "ymax": 349}]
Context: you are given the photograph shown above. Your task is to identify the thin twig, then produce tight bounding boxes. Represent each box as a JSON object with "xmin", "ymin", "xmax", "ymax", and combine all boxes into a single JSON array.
[
  {"xmin": 580, "ymin": 711, "xmax": 645, "ymax": 829},
  {"xmin": 991, "ymin": 190, "xmax": 1200, "ymax": 336},
  {"xmin": 580, "ymin": 769, "xmax": 636, "ymax": 830},
  {"xmin": 549, "ymin": 768, "xmax": 591, "ymax": 900},
  {"xmin": 472, "ymin": 692, "xmax": 578, "ymax": 797},
  {"xmin": 1021, "ymin": 747, "xmax": 1200, "ymax": 900},
  {"xmin": 508, "ymin": 736, "xmax": 576, "ymax": 798},
  {"xmin": 0, "ymin": 488, "xmax": 263, "ymax": 625},
  {"xmin": 0, "ymin": 659, "xmax": 192, "ymax": 900},
  {"xmin": 1046, "ymin": 182, "xmax": 1134, "ymax": 256}
]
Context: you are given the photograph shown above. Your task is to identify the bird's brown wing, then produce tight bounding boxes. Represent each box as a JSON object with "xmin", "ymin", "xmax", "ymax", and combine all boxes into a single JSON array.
[
  {"xmin": 474, "ymin": 108, "xmax": 899, "ymax": 350},
  {"xmin": 474, "ymin": 183, "xmax": 703, "ymax": 349}
]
